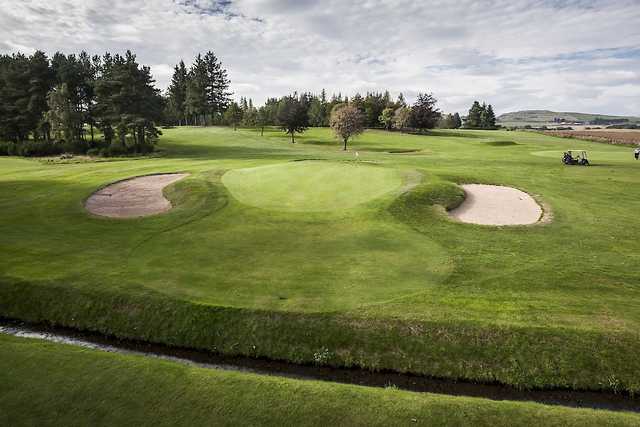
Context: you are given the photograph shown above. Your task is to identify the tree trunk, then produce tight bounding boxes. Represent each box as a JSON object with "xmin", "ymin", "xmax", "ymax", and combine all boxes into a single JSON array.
[
  {"xmin": 90, "ymin": 123, "xmax": 94, "ymax": 143},
  {"xmin": 291, "ymin": 132, "xmax": 295, "ymax": 144},
  {"xmin": 261, "ymin": 126, "xmax": 264, "ymax": 136},
  {"xmin": 343, "ymin": 138, "xmax": 348, "ymax": 151}
]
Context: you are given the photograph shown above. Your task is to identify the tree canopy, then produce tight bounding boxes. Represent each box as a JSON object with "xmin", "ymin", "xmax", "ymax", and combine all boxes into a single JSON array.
[
  {"xmin": 330, "ymin": 104, "xmax": 365, "ymax": 150},
  {"xmin": 408, "ymin": 93, "xmax": 441, "ymax": 131},
  {"xmin": 276, "ymin": 94, "xmax": 309, "ymax": 143}
]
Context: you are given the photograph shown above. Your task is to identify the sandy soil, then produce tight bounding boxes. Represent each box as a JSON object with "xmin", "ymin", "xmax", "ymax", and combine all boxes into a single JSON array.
[
  {"xmin": 85, "ymin": 173, "xmax": 188, "ymax": 218},
  {"xmin": 449, "ymin": 184, "xmax": 543, "ymax": 226}
]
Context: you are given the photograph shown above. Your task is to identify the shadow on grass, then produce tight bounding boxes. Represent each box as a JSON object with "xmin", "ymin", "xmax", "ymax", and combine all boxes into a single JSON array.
[
  {"xmin": 420, "ymin": 130, "xmax": 483, "ymax": 139},
  {"xmin": 158, "ymin": 142, "xmax": 294, "ymax": 160}
]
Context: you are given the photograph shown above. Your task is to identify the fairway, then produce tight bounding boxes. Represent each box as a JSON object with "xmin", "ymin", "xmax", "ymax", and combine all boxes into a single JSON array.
[
  {"xmin": 222, "ymin": 161, "xmax": 402, "ymax": 211},
  {"xmin": 2, "ymin": 126, "xmax": 640, "ymax": 395}
]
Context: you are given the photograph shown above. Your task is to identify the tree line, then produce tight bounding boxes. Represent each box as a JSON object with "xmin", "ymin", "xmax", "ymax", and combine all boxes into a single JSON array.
[
  {"xmin": 0, "ymin": 49, "xmax": 231, "ymax": 157},
  {"xmin": 216, "ymin": 91, "xmax": 443, "ymax": 145},
  {"xmin": 0, "ymin": 50, "xmax": 167, "ymax": 156},
  {"xmin": 207, "ymin": 91, "xmax": 444, "ymax": 140},
  {"xmin": 1, "ymin": 48, "xmax": 498, "ymax": 157}
]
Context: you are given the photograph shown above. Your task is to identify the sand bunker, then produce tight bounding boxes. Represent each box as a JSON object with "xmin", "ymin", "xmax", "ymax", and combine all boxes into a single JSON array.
[
  {"xmin": 449, "ymin": 184, "xmax": 543, "ymax": 226},
  {"xmin": 85, "ymin": 173, "xmax": 188, "ymax": 218}
]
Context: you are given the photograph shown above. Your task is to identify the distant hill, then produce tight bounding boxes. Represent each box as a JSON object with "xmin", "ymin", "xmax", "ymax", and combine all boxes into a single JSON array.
[{"xmin": 497, "ymin": 110, "xmax": 640, "ymax": 126}]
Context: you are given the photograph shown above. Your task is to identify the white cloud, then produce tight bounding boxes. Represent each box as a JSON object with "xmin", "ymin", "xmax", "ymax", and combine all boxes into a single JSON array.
[{"xmin": 1, "ymin": 0, "xmax": 639, "ymax": 115}]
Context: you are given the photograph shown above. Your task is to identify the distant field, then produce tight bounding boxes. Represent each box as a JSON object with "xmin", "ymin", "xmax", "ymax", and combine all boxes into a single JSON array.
[
  {"xmin": 497, "ymin": 110, "xmax": 640, "ymax": 127},
  {"xmin": 2, "ymin": 127, "xmax": 640, "ymax": 395},
  {"xmin": 544, "ymin": 130, "xmax": 640, "ymax": 145}
]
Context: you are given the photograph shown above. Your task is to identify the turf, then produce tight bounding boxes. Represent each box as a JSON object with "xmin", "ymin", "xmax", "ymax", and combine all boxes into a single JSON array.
[
  {"xmin": 222, "ymin": 160, "xmax": 402, "ymax": 211},
  {"xmin": 1, "ymin": 126, "xmax": 640, "ymax": 392},
  {"xmin": 2, "ymin": 334, "xmax": 638, "ymax": 427}
]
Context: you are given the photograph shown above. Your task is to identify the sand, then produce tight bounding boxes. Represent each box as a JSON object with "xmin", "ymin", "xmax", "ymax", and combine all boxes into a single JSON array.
[
  {"xmin": 85, "ymin": 173, "xmax": 188, "ymax": 218},
  {"xmin": 449, "ymin": 184, "xmax": 543, "ymax": 226}
]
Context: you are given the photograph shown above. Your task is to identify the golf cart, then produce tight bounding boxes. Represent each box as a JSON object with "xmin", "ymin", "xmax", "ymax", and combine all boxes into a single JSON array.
[{"xmin": 562, "ymin": 150, "xmax": 590, "ymax": 166}]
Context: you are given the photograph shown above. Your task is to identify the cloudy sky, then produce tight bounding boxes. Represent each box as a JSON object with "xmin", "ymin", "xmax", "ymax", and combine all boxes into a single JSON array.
[{"xmin": 1, "ymin": 0, "xmax": 639, "ymax": 115}]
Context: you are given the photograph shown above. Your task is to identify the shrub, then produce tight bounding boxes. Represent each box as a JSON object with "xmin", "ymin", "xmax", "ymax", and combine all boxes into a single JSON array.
[
  {"xmin": 17, "ymin": 141, "xmax": 64, "ymax": 157},
  {"xmin": 0, "ymin": 141, "xmax": 17, "ymax": 156}
]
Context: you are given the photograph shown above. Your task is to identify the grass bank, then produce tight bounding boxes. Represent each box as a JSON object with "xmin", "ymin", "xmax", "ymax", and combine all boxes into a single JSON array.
[
  {"xmin": 2, "ymin": 334, "xmax": 638, "ymax": 426},
  {"xmin": 2, "ymin": 278, "xmax": 639, "ymax": 393}
]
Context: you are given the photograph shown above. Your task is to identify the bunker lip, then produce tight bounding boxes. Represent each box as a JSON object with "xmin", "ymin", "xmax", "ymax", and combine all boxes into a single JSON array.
[
  {"xmin": 449, "ymin": 184, "xmax": 544, "ymax": 226},
  {"xmin": 85, "ymin": 173, "xmax": 188, "ymax": 218},
  {"xmin": 1, "ymin": 318, "xmax": 638, "ymax": 413}
]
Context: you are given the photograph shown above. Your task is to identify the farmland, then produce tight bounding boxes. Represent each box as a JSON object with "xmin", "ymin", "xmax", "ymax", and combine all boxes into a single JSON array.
[{"xmin": 544, "ymin": 129, "xmax": 640, "ymax": 146}]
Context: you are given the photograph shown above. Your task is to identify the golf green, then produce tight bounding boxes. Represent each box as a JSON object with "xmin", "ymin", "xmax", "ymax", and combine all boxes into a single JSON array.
[{"xmin": 222, "ymin": 160, "xmax": 402, "ymax": 212}]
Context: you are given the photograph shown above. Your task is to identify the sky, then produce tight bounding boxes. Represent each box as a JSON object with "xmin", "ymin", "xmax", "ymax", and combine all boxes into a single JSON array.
[{"xmin": 1, "ymin": 0, "xmax": 639, "ymax": 116}]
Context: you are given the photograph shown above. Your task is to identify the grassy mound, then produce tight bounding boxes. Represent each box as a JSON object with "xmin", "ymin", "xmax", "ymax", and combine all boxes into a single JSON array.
[
  {"xmin": 391, "ymin": 181, "xmax": 465, "ymax": 216},
  {"xmin": 222, "ymin": 161, "xmax": 402, "ymax": 212}
]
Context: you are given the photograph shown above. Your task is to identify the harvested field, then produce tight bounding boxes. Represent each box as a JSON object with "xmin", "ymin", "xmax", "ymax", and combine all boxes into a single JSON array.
[{"xmin": 544, "ymin": 130, "xmax": 640, "ymax": 146}]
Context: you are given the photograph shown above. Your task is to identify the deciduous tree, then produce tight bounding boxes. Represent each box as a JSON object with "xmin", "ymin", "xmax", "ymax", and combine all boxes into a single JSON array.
[
  {"xmin": 393, "ymin": 107, "xmax": 411, "ymax": 131},
  {"xmin": 330, "ymin": 104, "xmax": 364, "ymax": 150},
  {"xmin": 379, "ymin": 107, "xmax": 395, "ymax": 130}
]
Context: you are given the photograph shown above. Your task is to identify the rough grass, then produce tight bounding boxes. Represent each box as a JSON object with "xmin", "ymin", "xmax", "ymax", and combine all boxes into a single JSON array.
[
  {"xmin": 2, "ymin": 334, "xmax": 639, "ymax": 427},
  {"xmin": 1, "ymin": 126, "xmax": 640, "ymax": 393}
]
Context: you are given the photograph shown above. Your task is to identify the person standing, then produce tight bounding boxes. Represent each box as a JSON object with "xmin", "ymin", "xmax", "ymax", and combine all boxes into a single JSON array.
[{"xmin": 635, "ymin": 147, "xmax": 640, "ymax": 160}]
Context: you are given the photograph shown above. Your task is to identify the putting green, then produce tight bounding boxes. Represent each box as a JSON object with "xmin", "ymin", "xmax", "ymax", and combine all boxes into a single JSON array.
[{"xmin": 222, "ymin": 161, "xmax": 403, "ymax": 211}]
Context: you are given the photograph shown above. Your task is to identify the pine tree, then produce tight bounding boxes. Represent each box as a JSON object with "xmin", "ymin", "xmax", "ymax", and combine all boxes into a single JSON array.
[
  {"xmin": 308, "ymin": 97, "xmax": 327, "ymax": 127},
  {"xmin": 203, "ymin": 51, "xmax": 231, "ymax": 123},
  {"xmin": 94, "ymin": 51, "xmax": 163, "ymax": 151},
  {"xmin": 277, "ymin": 94, "xmax": 309, "ymax": 143},
  {"xmin": 452, "ymin": 112, "xmax": 462, "ymax": 129},
  {"xmin": 0, "ymin": 52, "xmax": 48, "ymax": 142},
  {"xmin": 185, "ymin": 54, "xmax": 208, "ymax": 126},
  {"xmin": 408, "ymin": 92, "xmax": 440, "ymax": 131},
  {"xmin": 480, "ymin": 102, "xmax": 489, "ymax": 129},
  {"xmin": 484, "ymin": 104, "xmax": 496, "ymax": 128},
  {"xmin": 224, "ymin": 102, "xmax": 242, "ymax": 130},
  {"xmin": 466, "ymin": 101, "xmax": 483, "ymax": 128},
  {"xmin": 167, "ymin": 61, "xmax": 188, "ymax": 125},
  {"xmin": 396, "ymin": 93, "xmax": 406, "ymax": 108},
  {"xmin": 28, "ymin": 51, "xmax": 55, "ymax": 140}
]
